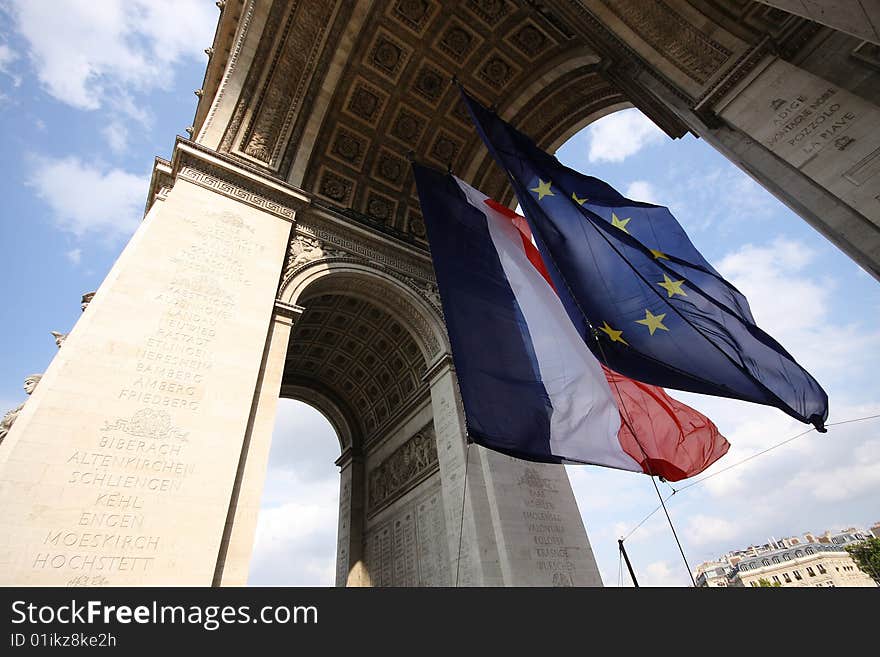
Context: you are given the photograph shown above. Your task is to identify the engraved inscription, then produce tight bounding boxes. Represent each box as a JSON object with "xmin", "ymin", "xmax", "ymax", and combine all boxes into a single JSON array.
[
  {"xmin": 364, "ymin": 485, "xmax": 450, "ymax": 586},
  {"xmin": 29, "ymin": 207, "xmax": 269, "ymax": 585},
  {"xmin": 518, "ymin": 467, "xmax": 581, "ymax": 584}
]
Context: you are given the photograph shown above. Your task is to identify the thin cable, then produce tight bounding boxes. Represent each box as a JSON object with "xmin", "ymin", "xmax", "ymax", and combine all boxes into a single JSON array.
[
  {"xmin": 620, "ymin": 413, "xmax": 880, "ymax": 541},
  {"xmin": 617, "ymin": 545, "xmax": 623, "ymax": 587},
  {"xmin": 650, "ymin": 473, "xmax": 696, "ymax": 586},
  {"xmin": 591, "ymin": 325, "xmax": 696, "ymax": 585},
  {"xmin": 675, "ymin": 427, "xmax": 815, "ymax": 492},
  {"xmin": 622, "ymin": 497, "xmax": 669, "ymax": 541},
  {"xmin": 454, "ymin": 440, "xmax": 472, "ymax": 587}
]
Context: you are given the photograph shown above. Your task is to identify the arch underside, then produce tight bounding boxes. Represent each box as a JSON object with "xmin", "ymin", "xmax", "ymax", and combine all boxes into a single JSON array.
[
  {"xmin": 279, "ymin": 283, "xmax": 432, "ymax": 452},
  {"xmin": 197, "ymin": 1, "xmax": 880, "ymax": 282}
]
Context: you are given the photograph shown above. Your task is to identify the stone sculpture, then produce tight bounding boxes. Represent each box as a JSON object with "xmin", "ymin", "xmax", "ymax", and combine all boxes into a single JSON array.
[{"xmin": 0, "ymin": 374, "xmax": 42, "ymax": 445}]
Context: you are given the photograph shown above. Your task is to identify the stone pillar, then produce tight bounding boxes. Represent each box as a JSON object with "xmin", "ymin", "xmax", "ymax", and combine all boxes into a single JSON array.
[
  {"xmin": 334, "ymin": 446, "xmax": 367, "ymax": 586},
  {"xmin": 716, "ymin": 57, "xmax": 880, "ymax": 230},
  {"xmin": 636, "ymin": 54, "xmax": 880, "ymax": 280},
  {"xmin": 425, "ymin": 356, "xmax": 502, "ymax": 586},
  {"xmin": 425, "ymin": 356, "xmax": 604, "ymax": 586},
  {"xmin": 477, "ymin": 449, "xmax": 604, "ymax": 586},
  {"xmin": 754, "ymin": 1, "xmax": 880, "ymax": 45},
  {"xmin": 213, "ymin": 304, "xmax": 300, "ymax": 585},
  {"xmin": 0, "ymin": 165, "xmax": 293, "ymax": 585}
]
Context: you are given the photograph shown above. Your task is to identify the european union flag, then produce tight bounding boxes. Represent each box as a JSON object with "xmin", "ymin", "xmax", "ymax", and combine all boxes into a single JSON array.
[{"xmin": 463, "ymin": 90, "xmax": 829, "ymax": 430}]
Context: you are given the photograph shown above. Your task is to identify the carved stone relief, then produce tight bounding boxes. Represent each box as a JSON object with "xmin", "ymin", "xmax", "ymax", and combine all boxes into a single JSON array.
[
  {"xmin": 368, "ymin": 424, "xmax": 438, "ymax": 513},
  {"xmin": 284, "ymin": 235, "xmax": 349, "ymax": 280},
  {"xmin": 599, "ymin": 0, "xmax": 732, "ymax": 84},
  {"xmin": 0, "ymin": 374, "xmax": 42, "ymax": 445}
]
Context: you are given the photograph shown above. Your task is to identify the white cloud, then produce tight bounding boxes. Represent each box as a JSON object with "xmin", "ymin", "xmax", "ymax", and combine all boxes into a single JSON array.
[
  {"xmin": 26, "ymin": 155, "xmax": 147, "ymax": 239},
  {"xmin": 717, "ymin": 237, "xmax": 880, "ymax": 385},
  {"xmin": 249, "ymin": 399, "xmax": 341, "ymax": 586},
  {"xmin": 6, "ymin": 0, "xmax": 215, "ymax": 111},
  {"xmin": 686, "ymin": 514, "xmax": 739, "ymax": 547},
  {"xmin": 66, "ymin": 248, "xmax": 82, "ymax": 265},
  {"xmin": 625, "ymin": 180, "xmax": 660, "ymax": 204},
  {"xmin": 249, "ymin": 479, "xmax": 339, "ymax": 587},
  {"xmin": 586, "ymin": 109, "xmax": 665, "ymax": 163},
  {"xmin": 0, "ymin": 42, "xmax": 17, "ymax": 72},
  {"xmin": 0, "ymin": 41, "xmax": 22, "ymax": 88},
  {"xmin": 102, "ymin": 122, "xmax": 129, "ymax": 154},
  {"xmin": 641, "ymin": 560, "xmax": 690, "ymax": 587}
]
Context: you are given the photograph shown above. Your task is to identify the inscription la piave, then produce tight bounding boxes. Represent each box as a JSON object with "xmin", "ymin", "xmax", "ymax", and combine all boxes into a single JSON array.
[
  {"xmin": 31, "ymin": 209, "xmax": 265, "ymax": 585},
  {"xmin": 518, "ymin": 468, "xmax": 576, "ymax": 586}
]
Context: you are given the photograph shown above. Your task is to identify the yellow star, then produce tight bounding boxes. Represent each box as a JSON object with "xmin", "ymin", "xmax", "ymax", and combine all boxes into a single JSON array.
[
  {"xmin": 571, "ymin": 192, "xmax": 587, "ymax": 206},
  {"xmin": 657, "ymin": 274, "xmax": 687, "ymax": 298},
  {"xmin": 530, "ymin": 179, "xmax": 554, "ymax": 200},
  {"xmin": 611, "ymin": 212, "xmax": 631, "ymax": 233},
  {"xmin": 598, "ymin": 321, "xmax": 628, "ymax": 345},
  {"xmin": 650, "ymin": 248, "xmax": 669, "ymax": 260},
  {"xmin": 635, "ymin": 309, "xmax": 669, "ymax": 336}
]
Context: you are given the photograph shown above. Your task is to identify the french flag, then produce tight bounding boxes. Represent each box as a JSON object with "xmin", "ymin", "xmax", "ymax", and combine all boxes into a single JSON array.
[{"xmin": 413, "ymin": 164, "xmax": 728, "ymax": 480}]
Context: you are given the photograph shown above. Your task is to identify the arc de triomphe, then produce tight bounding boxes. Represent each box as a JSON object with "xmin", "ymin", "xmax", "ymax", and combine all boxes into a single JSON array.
[{"xmin": 1, "ymin": 0, "xmax": 878, "ymax": 586}]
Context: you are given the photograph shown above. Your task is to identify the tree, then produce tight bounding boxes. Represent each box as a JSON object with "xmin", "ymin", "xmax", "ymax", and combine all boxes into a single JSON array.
[
  {"xmin": 757, "ymin": 578, "xmax": 781, "ymax": 587},
  {"xmin": 846, "ymin": 537, "xmax": 880, "ymax": 584}
]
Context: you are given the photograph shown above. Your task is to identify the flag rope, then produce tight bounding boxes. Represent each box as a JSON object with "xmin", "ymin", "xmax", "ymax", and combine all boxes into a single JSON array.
[
  {"xmin": 620, "ymin": 413, "xmax": 880, "ymax": 545},
  {"xmin": 454, "ymin": 440, "xmax": 472, "ymax": 587},
  {"xmin": 591, "ymin": 326, "xmax": 697, "ymax": 586}
]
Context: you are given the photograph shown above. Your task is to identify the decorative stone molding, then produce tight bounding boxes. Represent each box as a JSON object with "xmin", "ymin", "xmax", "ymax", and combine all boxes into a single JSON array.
[
  {"xmin": 50, "ymin": 331, "xmax": 67, "ymax": 349},
  {"xmin": 599, "ymin": 0, "xmax": 732, "ymax": 84},
  {"xmin": 693, "ymin": 37, "xmax": 774, "ymax": 119},
  {"xmin": 283, "ymin": 235, "xmax": 349, "ymax": 280},
  {"xmin": 295, "ymin": 218, "xmax": 435, "ymax": 282},
  {"xmin": 178, "ymin": 164, "xmax": 296, "ymax": 221},
  {"xmin": 201, "ymin": 0, "xmax": 256, "ymax": 141},
  {"xmin": 100, "ymin": 409, "xmax": 189, "ymax": 442},
  {"xmin": 368, "ymin": 424, "xmax": 438, "ymax": 514},
  {"xmin": 238, "ymin": 1, "xmax": 337, "ymax": 169}
]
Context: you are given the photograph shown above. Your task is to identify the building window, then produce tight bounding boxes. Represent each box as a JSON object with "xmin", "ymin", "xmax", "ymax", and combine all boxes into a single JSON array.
[
  {"xmin": 794, "ymin": 570, "xmax": 802, "ymax": 580},
  {"xmin": 750, "ymin": 581, "xmax": 758, "ymax": 587},
  {"xmin": 772, "ymin": 576, "xmax": 780, "ymax": 584},
  {"xmin": 817, "ymin": 564, "xmax": 826, "ymax": 574},
  {"xmin": 782, "ymin": 554, "xmax": 791, "ymax": 561},
  {"xmin": 772, "ymin": 556, "xmax": 780, "ymax": 564},
  {"xmin": 783, "ymin": 573, "xmax": 791, "ymax": 583},
  {"xmin": 762, "ymin": 558, "xmax": 770, "ymax": 566},
  {"xmin": 805, "ymin": 547, "xmax": 814, "ymax": 555},
  {"xmin": 807, "ymin": 567, "xmax": 816, "ymax": 577},
  {"xmin": 795, "ymin": 550, "xmax": 803, "ymax": 557}
]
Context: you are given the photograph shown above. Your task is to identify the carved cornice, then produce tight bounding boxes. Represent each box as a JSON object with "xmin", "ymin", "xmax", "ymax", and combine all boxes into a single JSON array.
[
  {"xmin": 198, "ymin": 0, "xmax": 256, "ymax": 141},
  {"xmin": 598, "ymin": 0, "xmax": 732, "ymax": 85},
  {"xmin": 178, "ymin": 165, "xmax": 297, "ymax": 220},
  {"xmin": 294, "ymin": 216, "xmax": 435, "ymax": 283},
  {"xmin": 159, "ymin": 139, "xmax": 310, "ymax": 221},
  {"xmin": 238, "ymin": 1, "xmax": 338, "ymax": 169},
  {"xmin": 557, "ymin": 0, "xmax": 697, "ymax": 113},
  {"xmin": 693, "ymin": 36, "xmax": 774, "ymax": 124}
]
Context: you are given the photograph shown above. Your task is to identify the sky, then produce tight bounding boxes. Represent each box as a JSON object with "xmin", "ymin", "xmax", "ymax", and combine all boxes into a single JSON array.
[{"xmin": 1, "ymin": 1, "xmax": 878, "ymax": 588}]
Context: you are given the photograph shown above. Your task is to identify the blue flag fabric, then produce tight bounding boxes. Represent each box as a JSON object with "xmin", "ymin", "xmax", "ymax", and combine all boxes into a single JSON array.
[{"xmin": 462, "ymin": 90, "xmax": 829, "ymax": 430}]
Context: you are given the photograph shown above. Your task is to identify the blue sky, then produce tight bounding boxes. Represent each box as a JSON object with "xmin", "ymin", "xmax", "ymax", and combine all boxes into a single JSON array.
[{"xmin": 2, "ymin": 1, "xmax": 878, "ymax": 587}]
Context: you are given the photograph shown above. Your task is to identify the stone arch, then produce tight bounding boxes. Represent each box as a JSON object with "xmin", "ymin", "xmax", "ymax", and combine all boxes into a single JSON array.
[
  {"xmin": 279, "ymin": 258, "xmax": 448, "ymax": 363},
  {"xmin": 278, "ymin": 383, "xmax": 355, "ymax": 452},
  {"xmin": 277, "ymin": 258, "xmax": 448, "ymax": 451}
]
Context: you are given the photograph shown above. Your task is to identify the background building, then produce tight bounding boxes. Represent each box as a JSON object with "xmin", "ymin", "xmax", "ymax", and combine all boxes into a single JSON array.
[{"xmin": 695, "ymin": 525, "xmax": 879, "ymax": 587}]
